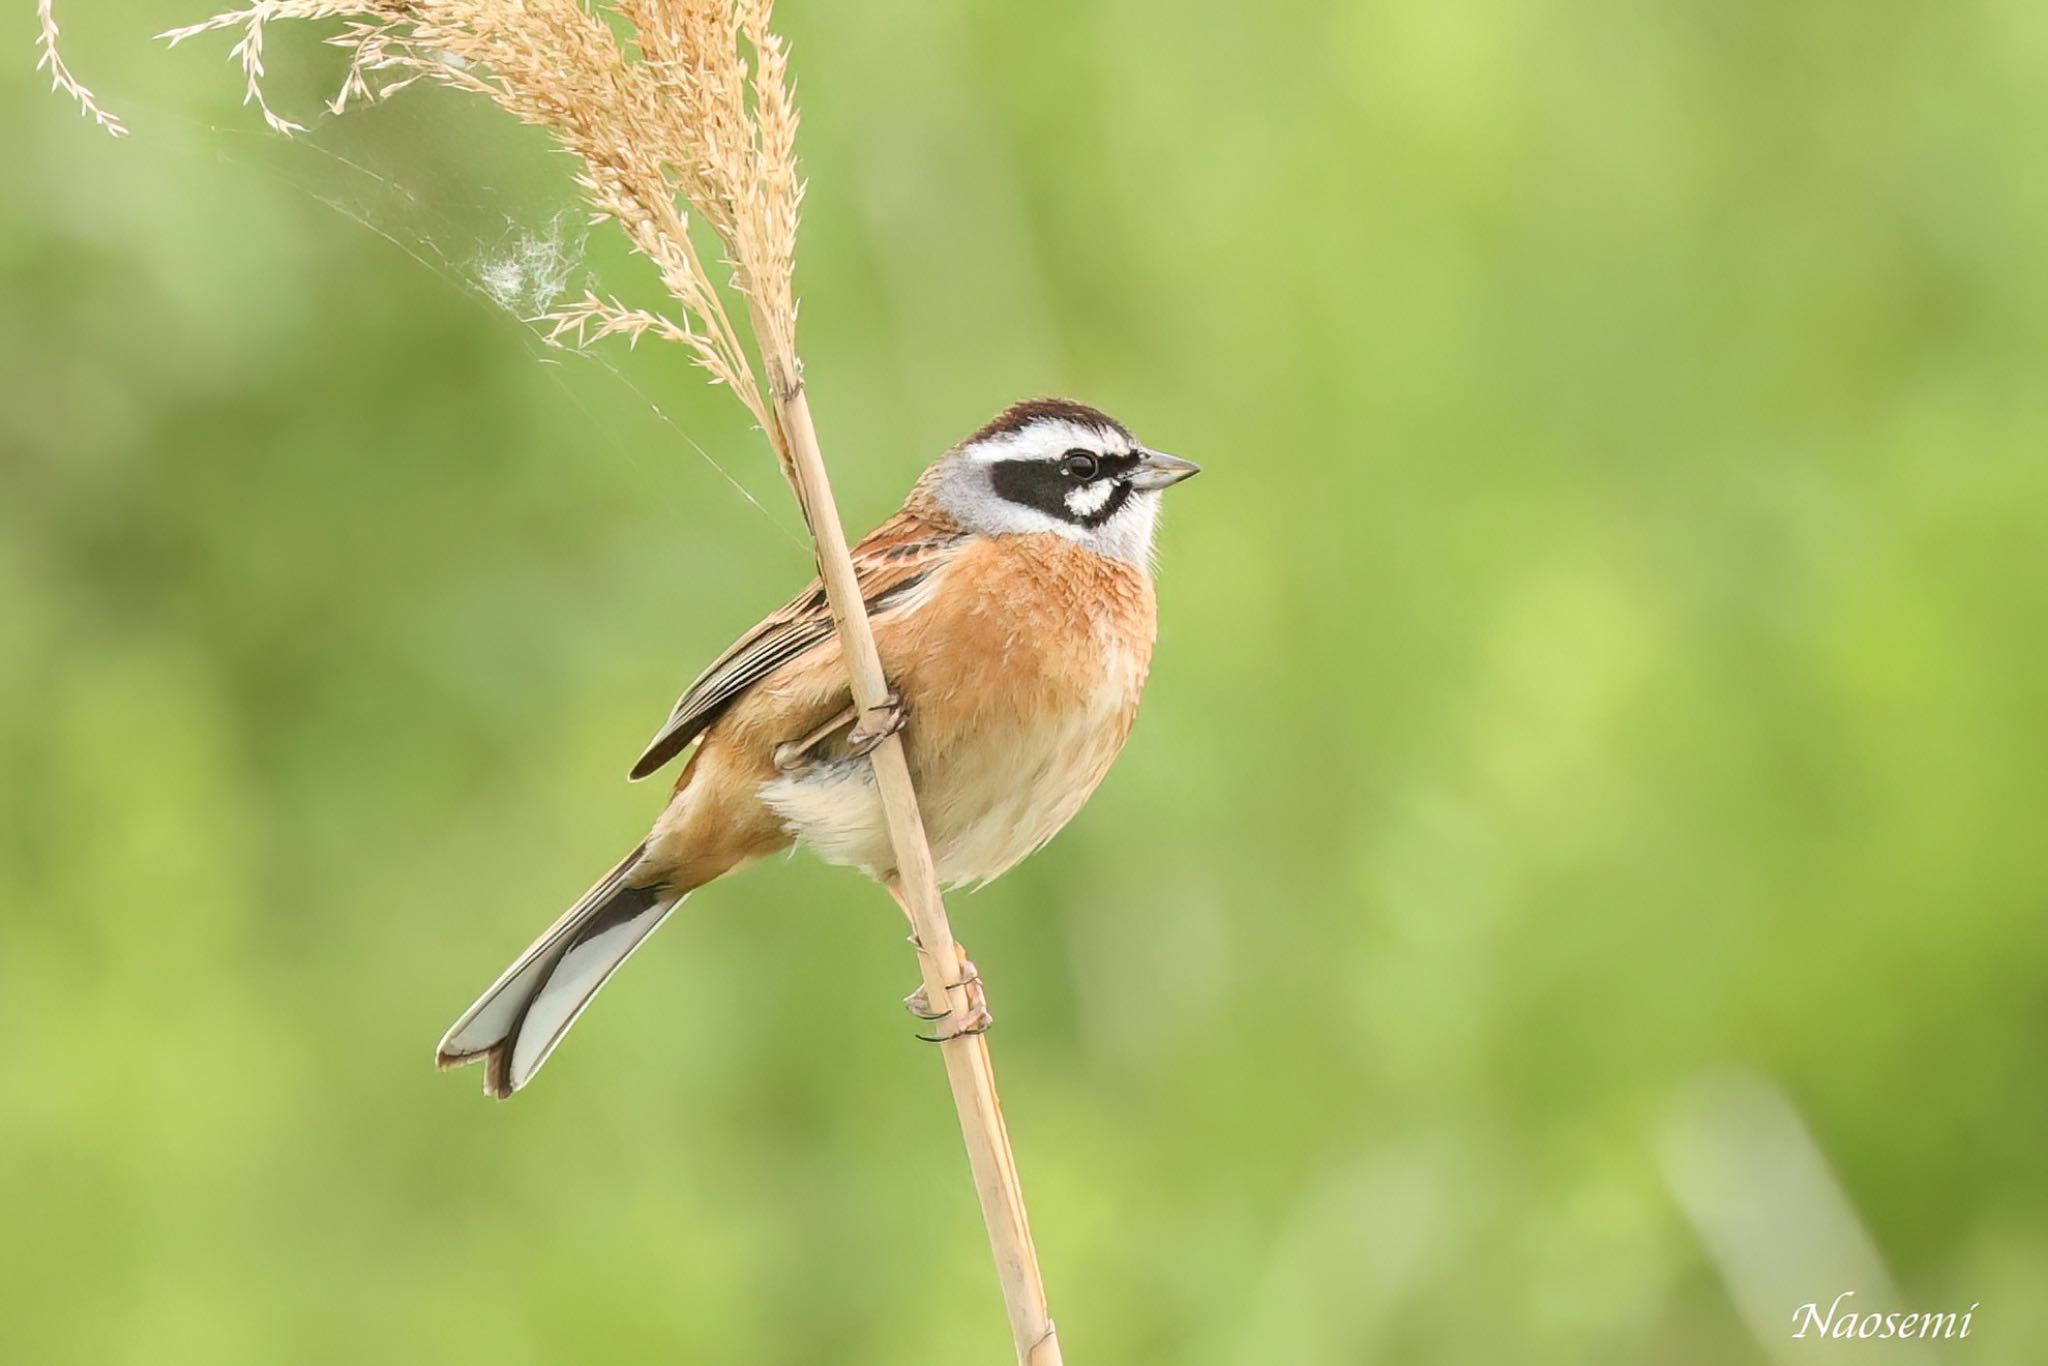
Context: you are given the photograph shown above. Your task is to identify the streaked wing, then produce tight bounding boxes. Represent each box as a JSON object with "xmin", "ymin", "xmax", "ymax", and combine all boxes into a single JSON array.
[{"xmin": 628, "ymin": 516, "xmax": 964, "ymax": 780}]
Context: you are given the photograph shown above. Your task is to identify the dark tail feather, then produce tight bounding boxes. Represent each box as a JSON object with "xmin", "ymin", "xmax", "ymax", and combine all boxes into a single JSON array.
[{"xmin": 436, "ymin": 844, "xmax": 683, "ymax": 1098}]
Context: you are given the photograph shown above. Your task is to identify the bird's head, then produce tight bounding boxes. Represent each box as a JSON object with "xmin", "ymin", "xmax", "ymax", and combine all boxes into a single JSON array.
[{"xmin": 918, "ymin": 398, "xmax": 1200, "ymax": 567}]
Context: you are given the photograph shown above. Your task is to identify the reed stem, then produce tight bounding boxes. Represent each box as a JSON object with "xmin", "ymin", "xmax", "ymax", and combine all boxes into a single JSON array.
[{"xmin": 756, "ymin": 348, "xmax": 1062, "ymax": 1366}]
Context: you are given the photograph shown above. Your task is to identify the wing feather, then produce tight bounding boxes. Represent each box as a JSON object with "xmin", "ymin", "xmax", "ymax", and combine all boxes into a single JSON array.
[{"xmin": 628, "ymin": 521, "xmax": 962, "ymax": 780}]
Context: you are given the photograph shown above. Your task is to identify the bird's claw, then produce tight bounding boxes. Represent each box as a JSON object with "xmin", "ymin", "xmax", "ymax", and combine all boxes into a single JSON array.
[
  {"xmin": 915, "ymin": 1008, "xmax": 994, "ymax": 1044},
  {"xmin": 774, "ymin": 702, "xmax": 863, "ymax": 771},
  {"xmin": 847, "ymin": 690, "xmax": 907, "ymax": 756},
  {"xmin": 904, "ymin": 944, "xmax": 992, "ymax": 1041}
]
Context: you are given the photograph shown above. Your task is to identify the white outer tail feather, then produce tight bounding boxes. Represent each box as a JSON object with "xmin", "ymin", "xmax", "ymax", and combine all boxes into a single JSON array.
[{"xmin": 436, "ymin": 845, "xmax": 682, "ymax": 1098}]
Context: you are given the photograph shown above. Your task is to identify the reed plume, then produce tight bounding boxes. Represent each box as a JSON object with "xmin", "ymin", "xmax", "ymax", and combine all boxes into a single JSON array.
[
  {"xmin": 161, "ymin": 0, "xmax": 793, "ymax": 452},
  {"xmin": 161, "ymin": 2, "xmax": 1064, "ymax": 1361}
]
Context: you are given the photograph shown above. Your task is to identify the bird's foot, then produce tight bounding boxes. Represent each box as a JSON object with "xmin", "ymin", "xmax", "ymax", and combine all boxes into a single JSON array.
[
  {"xmin": 904, "ymin": 942, "xmax": 993, "ymax": 1042},
  {"xmin": 846, "ymin": 690, "xmax": 908, "ymax": 756},
  {"xmin": 773, "ymin": 702, "xmax": 861, "ymax": 772}
]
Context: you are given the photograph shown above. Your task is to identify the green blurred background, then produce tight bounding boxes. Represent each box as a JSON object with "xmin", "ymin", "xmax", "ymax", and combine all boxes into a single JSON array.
[{"xmin": 5, "ymin": 3, "xmax": 2046, "ymax": 1362}]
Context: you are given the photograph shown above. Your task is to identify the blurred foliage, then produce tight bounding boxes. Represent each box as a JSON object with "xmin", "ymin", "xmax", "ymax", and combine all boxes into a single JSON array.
[{"xmin": 4, "ymin": 2, "xmax": 2046, "ymax": 1363}]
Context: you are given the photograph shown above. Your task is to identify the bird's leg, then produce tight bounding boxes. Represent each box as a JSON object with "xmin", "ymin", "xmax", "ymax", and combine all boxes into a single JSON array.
[
  {"xmin": 845, "ymin": 688, "xmax": 908, "ymax": 757},
  {"xmin": 886, "ymin": 878, "xmax": 994, "ymax": 1039},
  {"xmin": 773, "ymin": 703, "xmax": 858, "ymax": 771}
]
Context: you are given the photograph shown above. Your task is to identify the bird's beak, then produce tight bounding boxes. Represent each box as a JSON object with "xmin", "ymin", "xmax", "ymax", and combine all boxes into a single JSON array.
[{"xmin": 1128, "ymin": 449, "xmax": 1202, "ymax": 491}]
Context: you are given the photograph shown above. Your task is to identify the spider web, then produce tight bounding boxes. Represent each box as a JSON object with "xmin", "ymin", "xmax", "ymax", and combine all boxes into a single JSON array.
[{"xmin": 135, "ymin": 54, "xmax": 807, "ymax": 549}]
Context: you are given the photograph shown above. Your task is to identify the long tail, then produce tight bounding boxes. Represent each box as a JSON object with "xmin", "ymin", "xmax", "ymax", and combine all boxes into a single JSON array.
[{"xmin": 436, "ymin": 843, "xmax": 684, "ymax": 1098}]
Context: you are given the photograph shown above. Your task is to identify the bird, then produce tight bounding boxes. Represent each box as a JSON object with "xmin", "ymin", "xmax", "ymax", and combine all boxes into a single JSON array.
[{"xmin": 436, "ymin": 398, "xmax": 1201, "ymax": 1097}]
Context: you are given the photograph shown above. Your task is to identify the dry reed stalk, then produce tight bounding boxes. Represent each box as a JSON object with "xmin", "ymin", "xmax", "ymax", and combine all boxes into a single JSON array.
[{"xmin": 161, "ymin": 2, "xmax": 1062, "ymax": 1360}]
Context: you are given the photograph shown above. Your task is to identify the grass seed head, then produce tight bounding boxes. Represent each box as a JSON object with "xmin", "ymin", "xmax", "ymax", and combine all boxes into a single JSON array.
[{"xmin": 164, "ymin": 0, "xmax": 806, "ymax": 436}]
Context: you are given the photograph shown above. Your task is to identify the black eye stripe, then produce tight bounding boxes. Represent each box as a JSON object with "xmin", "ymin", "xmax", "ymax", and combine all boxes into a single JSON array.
[{"xmin": 990, "ymin": 456, "xmax": 1139, "ymax": 528}]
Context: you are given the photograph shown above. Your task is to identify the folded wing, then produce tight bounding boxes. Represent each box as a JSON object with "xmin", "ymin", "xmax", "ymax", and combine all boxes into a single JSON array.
[{"xmin": 628, "ymin": 518, "xmax": 964, "ymax": 780}]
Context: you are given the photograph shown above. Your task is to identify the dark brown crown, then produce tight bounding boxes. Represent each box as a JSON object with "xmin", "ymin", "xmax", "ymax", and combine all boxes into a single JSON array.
[{"xmin": 965, "ymin": 397, "xmax": 1133, "ymax": 447}]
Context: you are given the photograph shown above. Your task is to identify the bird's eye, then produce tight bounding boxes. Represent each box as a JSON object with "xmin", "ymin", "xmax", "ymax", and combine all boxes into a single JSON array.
[{"xmin": 1059, "ymin": 450, "xmax": 1100, "ymax": 480}]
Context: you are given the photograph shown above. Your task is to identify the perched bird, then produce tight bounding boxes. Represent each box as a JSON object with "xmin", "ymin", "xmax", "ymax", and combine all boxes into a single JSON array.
[{"xmin": 436, "ymin": 398, "xmax": 1200, "ymax": 1097}]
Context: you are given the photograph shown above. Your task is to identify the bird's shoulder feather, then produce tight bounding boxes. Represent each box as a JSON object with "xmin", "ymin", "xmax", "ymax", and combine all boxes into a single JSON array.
[{"xmin": 627, "ymin": 510, "xmax": 968, "ymax": 780}]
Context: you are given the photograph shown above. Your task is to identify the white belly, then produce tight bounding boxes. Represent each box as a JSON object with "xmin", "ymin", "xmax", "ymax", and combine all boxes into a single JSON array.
[{"xmin": 760, "ymin": 692, "xmax": 1126, "ymax": 887}]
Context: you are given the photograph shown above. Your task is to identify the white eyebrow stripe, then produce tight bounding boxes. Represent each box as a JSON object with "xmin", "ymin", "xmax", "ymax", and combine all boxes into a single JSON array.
[{"xmin": 960, "ymin": 419, "xmax": 1128, "ymax": 464}]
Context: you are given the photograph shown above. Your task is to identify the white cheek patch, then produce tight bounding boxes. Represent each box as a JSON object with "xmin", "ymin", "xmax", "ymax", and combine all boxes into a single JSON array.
[
  {"xmin": 1064, "ymin": 481, "xmax": 1115, "ymax": 518},
  {"xmin": 936, "ymin": 478, "xmax": 1072, "ymax": 538}
]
